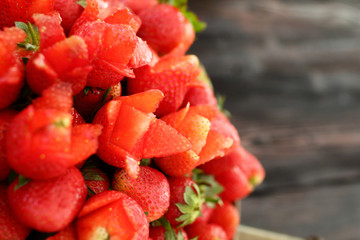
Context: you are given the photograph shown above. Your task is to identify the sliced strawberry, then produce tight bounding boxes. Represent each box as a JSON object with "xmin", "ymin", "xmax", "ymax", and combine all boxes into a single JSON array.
[
  {"xmin": 104, "ymin": 8, "xmax": 141, "ymax": 33},
  {"xmin": 76, "ymin": 191, "xmax": 149, "ymax": 240},
  {"xmin": 0, "ymin": 27, "xmax": 26, "ymax": 109},
  {"xmin": 155, "ymin": 150, "xmax": 200, "ymax": 177},
  {"xmin": 27, "ymin": 35, "xmax": 92, "ymax": 95},
  {"xmin": 143, "ymin": 118, "xmax": 191, "ymax": 158},
  {"xmin": 161, "ymin": 103, "xmax": 190, "ymax": 129},
  {"xmin": 129, "ymin": 37, "xmax": 153, "ymax": 69},
  {"xmin": 54, "ymin": 0, "xmax": 84, "ymax": 34},
  {"xmin": 8, "ymin": 167, "xmax": 87, "ymax": 232},
  {"xmin": 198, "ymin": 130, "xmax": 233, "ymax": 166},
  {"xmin": 119, "ymin": 89, "xmax": 164, "ymax": 113},
  {"xmin": 32, "ymin": 12, "xmax": 66, "ymax": 50},
  {"xmin": 0, "ymin": 184, "xmax": 31, "ymax": 240},
  {"xmin": 128, "ymin": 55, "xmax": 201, "ymax": 116},
  {"xmin": 70, "ymin": 0, "xmax": 99, "ymax": 34}
]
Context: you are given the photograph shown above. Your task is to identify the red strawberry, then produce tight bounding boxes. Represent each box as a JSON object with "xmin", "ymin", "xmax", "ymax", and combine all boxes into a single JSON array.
[
  {"xmin": 155, "ymin": 106, "xmax": 232, "ymax": 176},
  {"xmin": 186, "ymin": 223, "xmax": 227, "ymax": 240},
  {"xmin": 74, "ymin": 83, "xmax": 122, "ymax": 121},
  {"xmin": 210, "ymin": 111, "xmax": 241, "ymax": 149},
  {"xmin": 164, "ymin": 176, "xmax": 202, "ymax": 227},
  {"xmin": 201, "ymin": 145, "xmax": 265, "ymax": 187},
  {"xmin": 0, "ymin": 27, "xmax": 26, "ymax": 109},
  {"xmin": 0, "ymin": 0, "xmax": 54, "ymax": 29},
  {"xmin": 149, "ymin": 223, "xmax": 189, "ymax": 240},
  {"xmin": 27, "ymin": 34, "xmax": 92, "ymax": 95},
  {"xmin": 46, "ymin": 223, "xmax": 77, "ymax": 240},
  {"xmin": 124, "ymin": 0, "xmax": 157, "ymax": 14},
  {"xmin": 93, "ymin": 90, "xmax": 191, "ymax": 179},
  {"xmin": 32, "ymin": 12, "xmax": 66, "ymax": 51},
  {"xmin": 76, "ymin": 190, "xmax": 149, "ymax": 240},
  {"xmin": 0, "ymin": 110, "xmax": 17, "ymax": 181},
  {"xmin": 112, "ymin": 166, "xmax": 170, "ymax": 222},
  {"xmin": 182, "ymin": 83, "xmax": 217, "ymax": 108},
  {"xmin": 208, "ymin": 201, "xmax": 240, "ymax": 240},
  {"xmin": 193, "ymin": 203, "xmax": 214, "ymax": 225},
  {"xmin": 128, "ymin": 55, "xmax": 201, "ymax": 116},
  {"xmin": 54, "ymin": 0, "xmax": 84, "ymax": 34},
  {"xmin": 71, "ymin": 107, "xmax": 86, "ymax": 126},
  {"xmin": 216, "ymin": 166, "xmax": 252, "ymax": 201},
  {"xmin": 137, "ymin": 4, "xmax": 194, "ymax": 56},
  {"xmin": 0, "ymin": 184, "xmax": 31, "ymax": 240},
  {"xmin": 81, "ymin": 167, "xmax": 110, "ymax": 197},
  {"xmin": 6, "ymin": 83, "xmax": 102, "ymax": 179},
  {"xmin": 8, "ymin": 167, "xmax": 87, "ymax": 232}
]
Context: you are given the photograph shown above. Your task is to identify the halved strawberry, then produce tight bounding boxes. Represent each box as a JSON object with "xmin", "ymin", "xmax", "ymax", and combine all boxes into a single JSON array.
[
  {"xmin": 8, "ymin": 167, "xmax": 87, "ymax": 232},
  {"xmin": 0, "ymin": 27, "xmax": 26, "ymax": 109},
  {"xmin": 76, "ymin": 190, "xmax": 149, "ymax": 240}
]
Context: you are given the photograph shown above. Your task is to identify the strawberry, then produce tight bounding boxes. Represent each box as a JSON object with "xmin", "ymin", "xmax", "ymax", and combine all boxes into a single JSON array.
[
  {"xmin": 0, "ymin": 184, "xmax": 31, "ymax": 240},
  {"xmin": 112, "ymin": 166, "xmax": 170, "ymax": 222},
  {"xmin": 201, "ymin": 145, "xmax": 265, "ymax": 188},
  {"xmin": 193, "ymin": 203, "xmax": 214, "ymax": 225},
  {"xmin": 155, "ymin": 106, "xmax": 233, "ymax": 176},
  {"xmin": 7, "ymin": 167, "xmax": 87, "ymax": 232},
  {"xmin": 0, "ymin": 27, "xmax": 26, "ymax": 109},
  {"xmin": 93, "ymin": 90, "xmax": 191, "ymax": 179},
  {"xmin": 0, "ymin": 110, "xmax": 17, "ymax": 181},
  {"xmin": 0, "ymin": 0, "xmax": 54, "ymax": 29},
  {"xmin": 150, "ymin": 218, "xmax": 189, "ymax": 240},
  {"xmin": 54, "ymin": 0, "xmax": 84, "ymax": 34},
  {"xmin": 6, "ymin": 83, "xmax": 102, "ymax": 179},
  {"xmin": 74, "ymin": 83, "xmax": 122, "ymax": 121},
  {"xmin": 71, "ymin": 107, "xmax": 86, "ymax": 126},
  {"xmin": 76, "ymin": 190, "xmax": 149, "ymax": 240},
  {"xmin": 137, "ymin": 4, "xmax": 194, "ymax": 56},
  {"xmin": 128, "ymin": 55, "xmax": 201, "ymax": 116},
  {"xmin": 46, "ymin": 223, "xmax": 77, "ymax": 240},
  {"xmin": 208, "ymin": 201, "xmax": 240, "ymax": 240},
  {"xmin": 82, "ymin": 166, "xmax": 110, "ymax": 197},
  {"xmin": 164, "ymin": 176, "xmax": 202, "ymax": 227},
  {"xmin": 182, "ymin": 83, "xmax": 217, "ymax": 108},
  {"xmin": 185, "ymin": 223, "xmax": 227, "ymax": 240},
  {"xmin": 216, "ymin": 166, "xmax": 252, "ymax": 201},
  {"xmin": 124, "ymin": 0, "xmax": 157, "ymax": 14}
]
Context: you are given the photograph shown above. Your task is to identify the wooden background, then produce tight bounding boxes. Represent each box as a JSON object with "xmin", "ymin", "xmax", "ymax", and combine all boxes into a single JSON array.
[{"xmin": 188, "ymin": 1, "xmax": 360, "ymax": 239}]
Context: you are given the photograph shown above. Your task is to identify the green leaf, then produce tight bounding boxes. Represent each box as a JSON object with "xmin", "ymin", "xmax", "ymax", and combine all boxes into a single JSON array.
[
  {"xmin": 157, "ymin": 0, "xmax": 206, "ymax": 33},
  {"xmin": 192, "ymin": 168, "xmax": 224, "ymax": 208},
  {"xmin": 102, "ymin": 87, "xmax": 112, "ymax": 105},
  {"xmin": 14, "ymin": 175, "xmax": 30, "ymax": 190},
  {"xmin": 77, "ymin": 0, "xmax": 87, "ymax": 8},
  {"xmin": 15, "ymin": 21, "xmax": 39, "ymax": 52},
  {"xmin": 82, "ymin": 168, "xmax": 105, "ymax": 181},
  {"xmin": 159, "ymin": 217, "xmax": 177, "ymax": 240},
  {"xmin": 216, "ymin": 94, "xmax": 231, "ymax": 118},
  {"xmin": 140, "ymin": 158, "xmax": 151, "ymax": 166}
]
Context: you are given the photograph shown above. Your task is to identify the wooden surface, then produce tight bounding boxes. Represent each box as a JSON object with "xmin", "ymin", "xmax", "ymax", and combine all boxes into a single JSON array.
[{"xmin": 189, "ymin": 1, "xmax": 360, "ymax": 240}]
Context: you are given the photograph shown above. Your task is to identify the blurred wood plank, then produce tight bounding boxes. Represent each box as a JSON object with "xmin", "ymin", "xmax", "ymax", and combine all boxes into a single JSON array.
[{"xmin": 235, "ymin": 225, "xmax": 306, "ymax": 240}]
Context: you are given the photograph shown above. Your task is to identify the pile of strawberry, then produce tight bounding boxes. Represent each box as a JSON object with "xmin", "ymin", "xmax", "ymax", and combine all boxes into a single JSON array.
[{"xmin": 0, "ymin": 0, "xmax": 265, "ymax": 239}]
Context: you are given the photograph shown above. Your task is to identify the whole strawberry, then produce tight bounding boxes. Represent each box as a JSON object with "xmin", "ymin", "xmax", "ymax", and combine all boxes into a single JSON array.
[
  {"xmin": 7, "ymin": 167, "xmax": 87, "ymax": 232},
  {"xmin": 186, "ymin": 223, "xmax": 227, "ymax": 240},
  {"xmin": 81, "ymin": 166, "xmax": 110, "ymax": 197},
  {"xmin": 0, "ymin": 184, "xmax": 31, "ymax": 240},
  {"xmin": 113, "ymin": 166, "xmax": 170, "ymax": 222}
]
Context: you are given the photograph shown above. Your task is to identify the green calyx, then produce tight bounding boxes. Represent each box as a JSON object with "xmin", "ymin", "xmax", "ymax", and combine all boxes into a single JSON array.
[
  {"xmin": 158, "ymin": 0, "xmax": 206, "ymax": 32},
  {"xmin": 14, "ymin": 174, "xmax": 30, "ymax": 190},
  {"xmin": 192, "ymin": 168, "xmax": 224, "ymax": 208},
  {"xmin": 77, "ymin": 0, "xmax": 87, "ymax": 8},
  {"xmin": 15, "ymin": 21, "xmax": 39, "ymax": 52},
  {"xmin": 175, "ymin": 184, "xmax": 202, "ymax": 228},
  {"xmin": 153, "ymin": 217, "xmax": 198, "ymax": 240}
]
